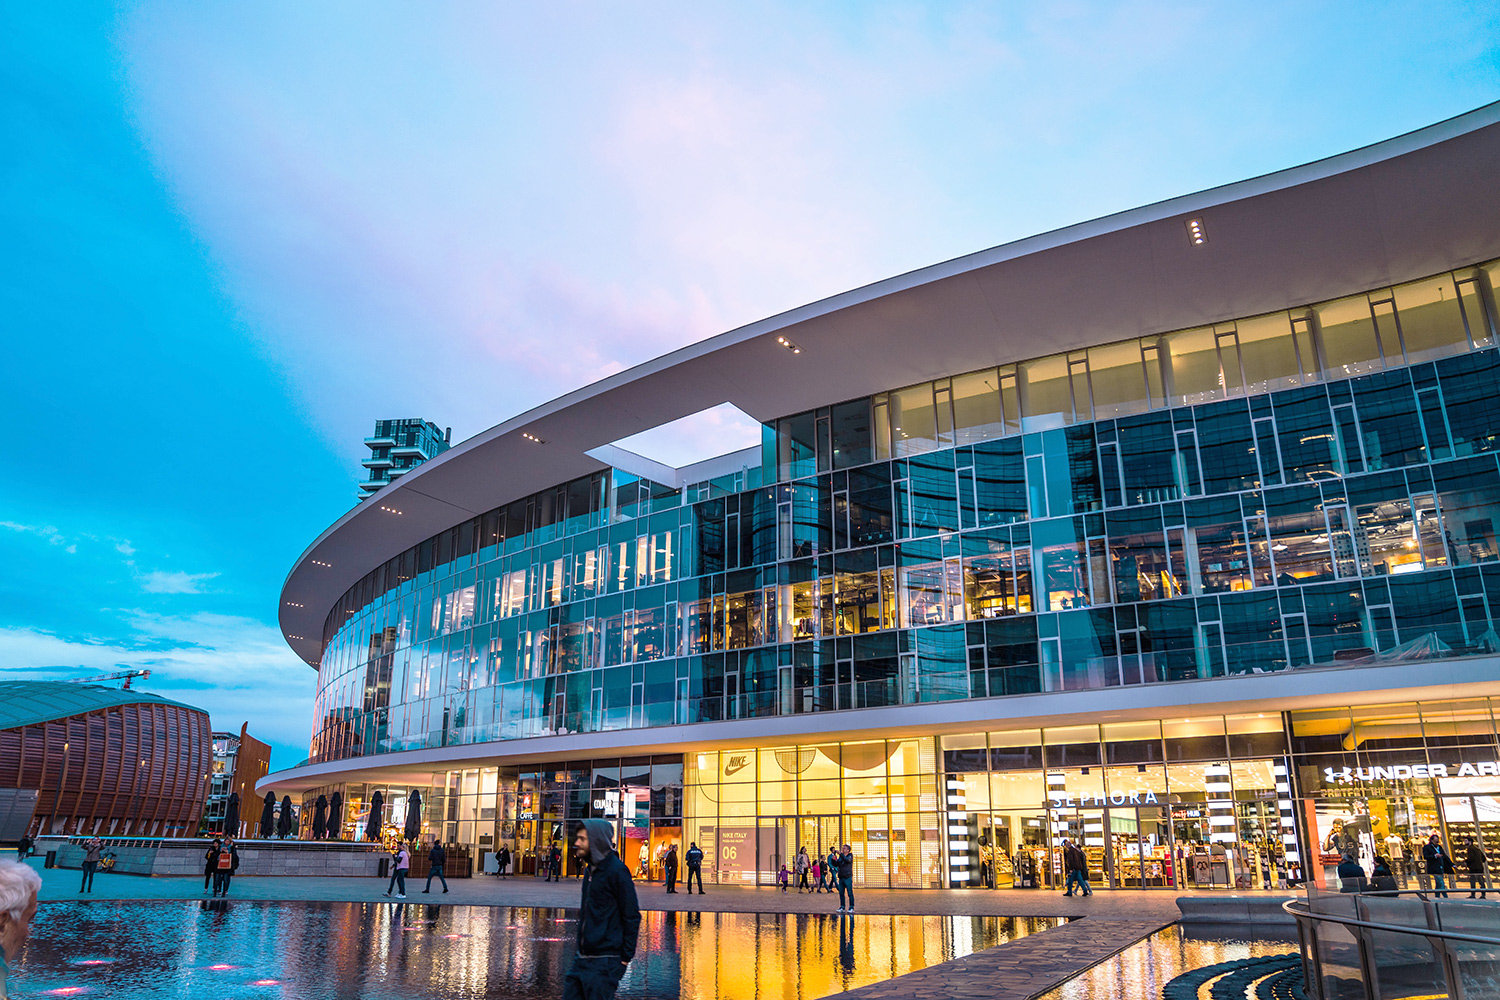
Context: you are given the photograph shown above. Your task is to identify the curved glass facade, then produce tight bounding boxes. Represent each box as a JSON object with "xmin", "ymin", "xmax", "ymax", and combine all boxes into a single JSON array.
[{"xmin": 308, "ymin": 260, "xmax": 1500, "ymax": 766}]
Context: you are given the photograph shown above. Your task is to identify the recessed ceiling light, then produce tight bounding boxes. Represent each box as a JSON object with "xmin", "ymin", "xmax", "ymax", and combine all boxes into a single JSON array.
[
  {"xmin": 379, "ymin": 505, "xmax": 402, "ymax": 515},
  {"xmin": 1186, "ymin": 217, "xmax": 1207, "ymax": 245},
  {"xmin": 521, "ymin": 432, "xmax": 545, "ymax": 444},
  {"xmin": 774, "ymin": 335, "xmax": 802, "ymax": 354}
]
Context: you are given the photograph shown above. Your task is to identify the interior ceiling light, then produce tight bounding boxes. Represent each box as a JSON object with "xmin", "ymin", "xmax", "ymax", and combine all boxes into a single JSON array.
[
  {"xmin": 521, "ymin": 431, "xmax": 545, "ymax": 444},
  {"xmin": 1186, "ymin": 217, "xmax": 1208, "ymax": 245},
  {"xmin": 379, "ymin": 505, "xmax": 402, "ymax": 515},
  {"xmin": 774, "ymin": 335, "xmax": 802, "ymax": 354},
  {"xmin": 310, "ymin": 559, "xmax": 332, "ymax": 568},
  {"xmin": 285, "ymin": 602, "xmax": 303, "ymax": 608}
]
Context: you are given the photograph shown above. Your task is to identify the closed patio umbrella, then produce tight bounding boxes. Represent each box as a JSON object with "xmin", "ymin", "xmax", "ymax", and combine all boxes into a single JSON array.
[
  {"xmin": 277, "ymin": 795, "xmax": 294, "ymax": 839},
  {"xmin": 311, "ymin": 794, "xmax": 328, "ymax": 840},
  {"xmin": 403, "ymin": 790, "xmax": 422, "ymax": 842},
  {"xmin": 258, "ymin": 792, "xmax": 275, "ymax": 838},
  {"xmin": 328, "ymin": 791, "xmax": 343, "ymax": 840},
  {"xmin": 224, "ymin": 792, "xmax": 241, "ymax": 839},
  {"xmin": 365, "ymin": 790, "xmax": 384, "ymax": 841}
]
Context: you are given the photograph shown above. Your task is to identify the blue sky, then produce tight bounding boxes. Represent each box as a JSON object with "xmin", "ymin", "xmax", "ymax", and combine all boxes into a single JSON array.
[{"xmin": 2, "ymin": 2, "xmax": 1497, "ymax": 769}]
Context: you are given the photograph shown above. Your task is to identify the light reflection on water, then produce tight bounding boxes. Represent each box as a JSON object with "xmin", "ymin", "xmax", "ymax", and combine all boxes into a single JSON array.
[
  {"xmin": 14, "ymin": 901, "xmax": 1062, "ymax": 1000},
  {"xmin": 1033, "ymin": 923, "xmax": 1299, "ymax": 1000}
]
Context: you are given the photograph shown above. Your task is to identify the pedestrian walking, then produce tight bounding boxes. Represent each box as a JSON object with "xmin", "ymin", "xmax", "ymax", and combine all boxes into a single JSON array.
[
  {"xmin": 546, "ymin": 840, "xmax": 562, "ymax": 882},
  {"xmin": 834, "ymin": 844, "xmax": 855, "ymax": 913},
  {"xmin": 203, "ymin": 837, "xmax": 222, "ymax": 894},
  {"xmin": 663, "ymin": 844, "xmax": 679, "ymax": 893},
  {"xmin": 0, "ymin": 859, "xmax": 43, "ymax": 1000},
  {"xmin": 810, "ymin": 857, "xmax": 823, "ymax": 892},
  {"xmin": 826, "ymin": 847, "xmax": 840, "ymax": 894},
  {"xmin": 14, "ymin": 837, "xmax": 31, "ymax": 861},
  {"xmin": 1423, "ymin": 833, "xmax": 1452, "ymax": 898},
  {"xmin": 1061, "ymin": 838, "xmax": 1092, "ymax": 897},
  {"xmin": 211, "ymin": 837, "xmax": 240, "ymax": 897},
  {"xmin": 1464, "ymin": 836, "xmax": 1488, "ymax": 898},
  {"xmin": 778, "ymin": 864, "xmax": 789, "ymax": 892},
  {"xmin": 795, "ymin": 846, "xmax": 810, "ymax": 893},
  {"xmin": 79, "ymin": 837, "xmax": 103, "ymax": 894},
  {"xmin": 496, "ymin": 844, "xmax": 511, "ymax": 879},
  {"xmin": 564, "ymin": 820, "xmax": 640, "ymax": 1000},
  {"xmin": 423, "ymin": 836, "xmax": 449, "ymax": 894},
  {"xmin": 684, "ymin": 842, "xmax": 704, "ymax": 894},
  {"xmin": 384, "ymin": 840, "xmax": 410, "ymax": 898}
]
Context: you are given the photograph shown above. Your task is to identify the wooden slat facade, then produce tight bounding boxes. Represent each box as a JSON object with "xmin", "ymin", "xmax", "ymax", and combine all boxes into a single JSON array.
[{"xmin": 0, "ymin": 702, "xmax": 212, "ymax": 837}]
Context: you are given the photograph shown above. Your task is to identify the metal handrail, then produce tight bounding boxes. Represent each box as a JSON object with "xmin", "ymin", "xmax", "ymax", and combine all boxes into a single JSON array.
[{"xmin": 1283, "ymin": 896, "xmax": 1500, "ymax": 947}]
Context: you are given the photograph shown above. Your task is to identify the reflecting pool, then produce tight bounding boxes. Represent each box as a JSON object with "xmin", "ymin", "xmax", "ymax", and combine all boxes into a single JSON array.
[
  {"xmin": 1034, "ymin": 923, "xmax": 1299, "ymax": 1000},
  {"xmin": 12, "ymin": 901, "xmax": 1061, "ymax": 999}
]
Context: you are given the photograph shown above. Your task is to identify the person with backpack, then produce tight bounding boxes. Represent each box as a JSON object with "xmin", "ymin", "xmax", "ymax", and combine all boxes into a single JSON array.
[
  {"xmin": 210, "ymin": 836, "xmax": 240, "ymax": 897},
  {"xmin": 684, "ymin": 842, "xmax": 704, "ymax": 894},
  {"xmin": 423, "ymin": 836, "xmax": 448, "ymax": 894}
]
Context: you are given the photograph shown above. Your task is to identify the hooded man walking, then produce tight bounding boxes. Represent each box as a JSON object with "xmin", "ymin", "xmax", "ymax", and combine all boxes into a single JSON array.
[{"xmin": 566, "ymin": 819, "xmax": 641, "ymax": 1000}]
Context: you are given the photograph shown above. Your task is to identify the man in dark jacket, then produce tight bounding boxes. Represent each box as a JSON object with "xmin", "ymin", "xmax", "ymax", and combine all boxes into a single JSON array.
[
  {"xmin": 547, "ymin": 841, "xmax": 562, "ymax": 882},
  {"xmin": 565, "ymin": 819, "xmax": 641, "ymax": 1000},
  {"xmin": 684, "ymin": 842, "xmax": 705, "ymax": 894},
  {"xmin": 1062, "ymin": 838, "xmax": 1092, "ymax": 897},
  {"xmin": 1336, "ymin": 854, "xmax": 1367, "ymax": 893},
  {"xmin": 663, "ymin": 845, "xmax": 679, "ymax": 893},
  {"xmin": 834, "ymin": 844, "xmax": 855, "ymax": 913},
  {"xmin": 1423, "ymin": 833, "xmax": 1452, "ymax": 898},
  {"xmin": 203, "ymin": 837, "xmax": 222, "ymax": 894},
  {"xmin": 423, "ymin": 836, "xmax": 449, "ymax": 894},
  {"xmin": 496, "ymin": 844, "xmax": 511, "ymax": 879},
  {"xmin": 1463, "ymin": 836, "xmax": 1488, "ymax": 898}
]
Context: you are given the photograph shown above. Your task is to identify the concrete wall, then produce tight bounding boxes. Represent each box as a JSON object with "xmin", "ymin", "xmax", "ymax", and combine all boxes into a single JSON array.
[{"xmin": 36, "ymin": 835, "xmax": 387, "ymax": 878}]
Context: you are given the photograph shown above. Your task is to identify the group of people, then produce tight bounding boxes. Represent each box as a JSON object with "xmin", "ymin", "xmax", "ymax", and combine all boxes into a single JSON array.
[
  {"xmin": 380, "ymin": 836, "xmax": 453, "ymax": 898},
  {"xmin": 202, "ymin": 836, "xmax": 240, "ymax": 897},
  {"xmin": 777, "ymin": 844, "xmax": 857, "ymax": 911},
  {"xmin": 1337, "ymin": 833, "xmax": 1490, "ymax": 898},
  {"xmin": 657, "ymin": 842, "xmax": 704, "ymax": 893}
]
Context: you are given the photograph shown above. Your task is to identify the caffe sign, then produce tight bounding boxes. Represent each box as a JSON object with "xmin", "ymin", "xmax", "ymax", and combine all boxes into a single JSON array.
[{"xmin": 1322, "ymin": 760, "xmax": 1500, "ymax": 785}]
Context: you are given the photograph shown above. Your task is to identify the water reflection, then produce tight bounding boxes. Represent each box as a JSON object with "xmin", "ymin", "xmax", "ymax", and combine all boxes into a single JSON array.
[
  {"xmin": 14, "ymin": 901, "xmax": 1060, "ymax": 1000},
  {"xmin": 1033, "ymin": 924, "xmax": 1298, "ymax": 1000}
]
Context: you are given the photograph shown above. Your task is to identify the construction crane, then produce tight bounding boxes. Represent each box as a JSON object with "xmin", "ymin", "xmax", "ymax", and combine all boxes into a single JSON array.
[{"xmin": 66, "ymin": 669, "xmax": 152, "ymax": 690}]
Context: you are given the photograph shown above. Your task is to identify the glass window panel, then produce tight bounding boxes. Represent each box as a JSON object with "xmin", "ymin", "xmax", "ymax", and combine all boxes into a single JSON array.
[
  {"xmin": 1315, "ymin": 294, "xmax": 1383, "ymax": 376},
  {"xmin": 1087, "ymin": 341, "xmax": 1152, "ymax": 419},
  {"xmin": 777, "ymin": 411, "xmax": 818, "ymax": 482},
  {"xmin": 1434, "ymin": 458, "xmax": 1500, "ymax": 566},
  {"xmin": 1102, "ymin": 721, "xmax": 1163, "ymax": 742},
  {"xmin": 1394, "ymin": 274, "xmax": 1470, "ymax": 363},
  {"xmin": 951, "ymin": 370, "xmax": 1006, "ymax": 446},
  {"xmin": 891, "ymin": 384, "xmax": 939, "ymax": 457},
  {"xmin": 1355, "ymin": 370, "xmax": 1427, "ymax": 471},
  {"xmin": 1236, "ymin": 312, "xmax": 1306, "ymax": 393},
  {"xmin": 1165, "ymin": 327, "xmax": 1222, "ymax": 404},
  {"xmin": 1032, "ymin": 517, "xmax": 1092, "ymax": 611},
  {"xmin": 1019, "ymin": 355, "xmax": 1073, "ymax": 430},
  {"xmin": 831, "ymin": 399, "xmax": 873, "ymax": 469}
]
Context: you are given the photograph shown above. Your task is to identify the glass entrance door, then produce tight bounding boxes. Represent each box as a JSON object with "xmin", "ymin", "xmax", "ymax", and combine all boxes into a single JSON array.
[
  {"xmin": 1049, "ymin": 807, "xmax": 1108, "ymax": 888},
  {"xmin": 759, "ymin": 815, "xmax": 841, "ymax": 886}
]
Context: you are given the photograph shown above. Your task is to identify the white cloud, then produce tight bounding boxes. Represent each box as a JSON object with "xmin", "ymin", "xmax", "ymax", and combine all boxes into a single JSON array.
[
  {"xmin": 139, "ymin": 569, "xmax": 220, "ymax": 594},
  {"xmin": 0, "ymin": 520, "xmax": 70, "ymax": 547},
  {"xmin": 115, "ymin": 541, "xmax": 137, "ymax": 556},
  {"xmin": 0, "ymin": 614, "xmax": 313, "ymax": 764}
]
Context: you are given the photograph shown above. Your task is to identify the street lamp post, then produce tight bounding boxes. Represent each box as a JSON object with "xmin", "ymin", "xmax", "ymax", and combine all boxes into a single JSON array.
[
  {"xmin": 52, "ymin": 741, "xmax": 69, "ymax": 835},
  {"xmin": 131, "ymin": 757, "xmax": 147, "ymax": 836}
]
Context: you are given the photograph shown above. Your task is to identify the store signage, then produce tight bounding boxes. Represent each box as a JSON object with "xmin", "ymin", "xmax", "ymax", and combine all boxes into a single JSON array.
[
  {"xmin": 1048, "ymin": 791, "xmax": 1159, "ymax": 808},
  {"xmin": 718, "ymin": 827, "xmax": 755, "ymax": 875},
  {"xmin": 723, "ymin": 754, "xmax": 751, "ymax": 777},
  {"xmin": 1322, "ymin": 760, "xmax": 1500, "ymax": 785}
]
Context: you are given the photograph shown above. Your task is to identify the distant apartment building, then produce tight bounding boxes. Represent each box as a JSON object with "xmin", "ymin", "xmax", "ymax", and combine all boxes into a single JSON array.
[
  {"xmin": 359, "ymin": 418, "xmax": 452, "ymax": 501},
  {"xmin": 200, "ymin": 723, "xmax": 272, "ymax": 837}
]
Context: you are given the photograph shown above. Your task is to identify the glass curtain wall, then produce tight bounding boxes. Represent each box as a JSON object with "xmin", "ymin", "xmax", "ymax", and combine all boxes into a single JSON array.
[{"xmin": 308, "ymin": 262, "xmax": 1500, "ymax": 769}]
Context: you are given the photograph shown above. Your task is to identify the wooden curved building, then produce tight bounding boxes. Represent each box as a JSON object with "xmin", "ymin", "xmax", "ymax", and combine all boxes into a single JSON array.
[{"xmin": 0, "ymin": 681, "xmax": 213, "ymax": 839}]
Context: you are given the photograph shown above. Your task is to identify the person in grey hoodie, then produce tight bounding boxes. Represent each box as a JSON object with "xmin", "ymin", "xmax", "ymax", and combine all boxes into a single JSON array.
[{"xmin": 565, "ymin": 819, "xmax": 641, "ymax": 1000}]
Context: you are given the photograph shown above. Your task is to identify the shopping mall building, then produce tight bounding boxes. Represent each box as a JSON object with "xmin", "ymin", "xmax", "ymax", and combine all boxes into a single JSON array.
[{"xmin": 263, "ymin": 104, "xmax": 1500, "ymax": 892}]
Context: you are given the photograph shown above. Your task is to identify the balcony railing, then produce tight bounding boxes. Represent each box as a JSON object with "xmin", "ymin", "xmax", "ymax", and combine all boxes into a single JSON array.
[{"xmin": 1286, "ymin": 886, "xmax": 1500, "ymax": 1000}]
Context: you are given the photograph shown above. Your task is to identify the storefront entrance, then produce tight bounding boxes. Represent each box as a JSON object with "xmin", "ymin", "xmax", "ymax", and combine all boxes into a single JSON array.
[
  {"xmin": 1047, "ymin": 806, "xmax": 1174, "ymax": 889},
  {"xmin": 756, "ymin": 815, "xmax": 842, "ymax": 886}
]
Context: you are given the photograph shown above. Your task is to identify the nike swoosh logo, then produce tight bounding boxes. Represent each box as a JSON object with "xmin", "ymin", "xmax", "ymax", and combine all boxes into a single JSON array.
[{"xmin": 724, "ymin": 756, "xmax": 749, "ymax": 776}]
